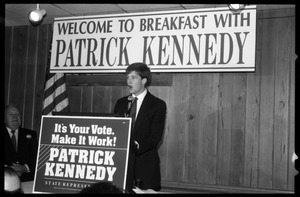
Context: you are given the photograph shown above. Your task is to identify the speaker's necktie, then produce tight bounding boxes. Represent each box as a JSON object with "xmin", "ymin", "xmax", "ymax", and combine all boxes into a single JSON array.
[
  {"xmin": 11, "ymin": 130, "xmax": 17, "ymax": 151},
  {"xmin": 130, "ymin": 97, "xmax": 138, "ymax": 129}
]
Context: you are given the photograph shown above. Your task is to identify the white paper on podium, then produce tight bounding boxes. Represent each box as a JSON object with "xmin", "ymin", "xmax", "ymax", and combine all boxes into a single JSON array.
[{"xmin": 132, "ymin": 187, "xmax": 157, "ymax": 194}]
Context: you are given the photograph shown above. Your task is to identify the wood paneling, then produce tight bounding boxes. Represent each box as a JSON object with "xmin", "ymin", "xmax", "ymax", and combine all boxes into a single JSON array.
[
  {"xmin": 23, "ymin": 25, "xmax": 38, "ymax": 130},
  {"xmin": 10, "ymin": 26, "xmax": 28, "ymax": 107},
  {"xmin": 216, "ymin": 73, "xmax": 233, "ymax": 186},
  {"xmin": 5, "ymin": 8, "xmax": 295, "ymax": 192},
  {"xmin": 229, "ymin": 73, "xmax": 247, "ymax": 186},
  {"xmin": 5, "ymin": 27, "xmax": 13, "ymax": 105},
  {"xmin": 287, "ymin": 26, "xmax": 296, "ymax": 190},
  {"xmin": 272, "ymin": 15, "xmax": 290, "ymax": 190},
  {"xmin": 67, "ymin": 86, "xmax": 82, "ymax": 112},
  {"xmin": 66, "ymin": 73, "xmax": 173, "ymax": 86},
  {"xmin": 257, "ymin": 15, "xmax": 275, "ymax": 189}
]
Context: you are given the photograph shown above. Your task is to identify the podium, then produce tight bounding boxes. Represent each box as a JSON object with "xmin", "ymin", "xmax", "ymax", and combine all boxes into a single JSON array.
[{"xmin": 32, "ymin": 115, "xmax": 132, "ymax": 193}]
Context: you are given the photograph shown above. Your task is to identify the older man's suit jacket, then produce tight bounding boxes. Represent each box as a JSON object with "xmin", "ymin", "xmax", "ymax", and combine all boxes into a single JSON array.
[
  {"xmin": 114, "ymin": 91, "xmax": 167, "ymax": 191},
  {"xmin": 5, "ymin": 126, "xmax": 38, "ymax": 181}
]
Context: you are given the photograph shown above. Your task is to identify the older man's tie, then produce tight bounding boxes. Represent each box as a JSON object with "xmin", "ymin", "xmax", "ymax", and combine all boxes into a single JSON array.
[{"xmin": 11, "ymin": 130, "xmax": 17, "ymax": 151}]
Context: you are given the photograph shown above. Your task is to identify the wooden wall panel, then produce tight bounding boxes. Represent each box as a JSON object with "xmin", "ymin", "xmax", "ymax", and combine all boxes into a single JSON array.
[
  {"xmin": 10, "ymin": 26, "xmax": 28, "ymax": 108},
  {"xmin": 67, "ymin": 86, "xmax": 82, "ymax": 112},
  {"xmin": 92, "ymin": 86, "xmax": 111, "ymax": 113},
  {"xmin": 184, "ymin": 74, "xmax": 202, "ymax": 183},
  {"xmin": 185, "ymin": 73, "xmax": 197, "ymax": 183},
  {"xmin": 287, "ymin": 17, "xmax": 296, "ymax": 191},
  {"xmin": 244, "ymin": 70, "xmax": 260, "ymax": 188},
  {"xmin": 5, "ymin": 27, "xmax": 12, "ymax": 105},
  {"xmin": 272, "ymin": 15, "xmax": 292, "ymax": 190},
  {"xmin": 229, "ymin": 74, "xmax": 247, "ymax": 187},
  {"xmin": 154, "ymin": 86, "xmax": 172, "ymax": 181},
  {"xmin": 167, "ymin": 73, "xmax": 189, "ymax": 182},
  {"xmin": 243, "ymin": 10, "xmax": 263, "ymax": 188},
  {"xmin": 216, "ymin": 73, "xmax": 233, "ymax": 186},
  {"xmin": 196, "ymin": 73, "xmax": 219, "ymax": 184},
  {"xmin": 258, "ymin": 15, "xmax": 276, "ymax": 189},
  {"xmin": 4, "ymin": 8, "xmax": 295, "ymax": 193},
  {"xmin": 81, "ymin": 86, "xmax": 93, "ymax": 112},
  {"xmin": 32, "ymin": 24, "xmax": 52, "ymax": 132},
  {"xmin": 181, "ymin": 73, "xmax": 195, "ymax": 182},
  {"xmin": 23, "ymin": 26, "xmax": 38, "ymax": 129},
  {"xmin": 159, "ymin": 85, "xmax": 176, "ymax": 181}
]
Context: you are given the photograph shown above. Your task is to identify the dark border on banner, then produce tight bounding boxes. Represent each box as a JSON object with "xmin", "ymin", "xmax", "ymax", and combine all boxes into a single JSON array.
[
  {"xmin": 53, "ymin": 7, "xmax": 257, "ymax": 23},
  {"xmin": 50, "ymin": 67, "xmax": 255, "ymax": 73}
]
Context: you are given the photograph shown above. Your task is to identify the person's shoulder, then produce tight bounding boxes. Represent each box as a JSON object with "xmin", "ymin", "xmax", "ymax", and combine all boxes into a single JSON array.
[
  {"xmin": 117, "ymin": 95, "xmax": 130, "ymax": 102},
  {"xmin": 3, "ymin": 124, "xmax": 8, "ymax": 130},
  {"xmin": 147, "ymin": 92, "xmax": 166, "ymax": 105},
  {"xmin": 154, "ymin": 96, "xmax": 166, "ymax": 105},
  {"xmin": 115, "ymin": 96, "xmax": 130, "ymax": 109}
]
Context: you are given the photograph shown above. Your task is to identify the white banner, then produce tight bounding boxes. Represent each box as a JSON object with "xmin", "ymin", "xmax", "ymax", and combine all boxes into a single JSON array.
[{"xmin": 50, "ymin": 6, "xmax": 256, "ymax": 73}]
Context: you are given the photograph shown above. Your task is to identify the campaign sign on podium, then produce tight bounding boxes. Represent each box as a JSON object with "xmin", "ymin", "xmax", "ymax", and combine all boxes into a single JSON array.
[{"xmin": 33, "ymin": 116, "xmax": 131, "ymax": 193}]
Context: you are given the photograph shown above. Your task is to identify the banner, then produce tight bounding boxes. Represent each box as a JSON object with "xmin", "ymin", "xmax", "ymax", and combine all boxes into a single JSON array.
[
  {"xmin": 33, "ymin": 116, "xmax": 131, "ymax": 193},
  {"xmin": 50, "ymin": 6, "xmax": 256, "ymax": 73}
]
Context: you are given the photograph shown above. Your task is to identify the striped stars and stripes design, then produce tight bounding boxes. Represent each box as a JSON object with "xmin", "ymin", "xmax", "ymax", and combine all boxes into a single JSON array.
[{"xmin": 42, "ymin": 72, "xmax": 70, "ymax": 115}]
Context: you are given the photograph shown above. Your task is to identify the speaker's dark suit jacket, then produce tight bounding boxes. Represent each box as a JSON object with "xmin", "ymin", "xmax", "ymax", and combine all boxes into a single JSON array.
[
  {"xmin": 114, "ymin": 91, "xmax": 166, "ymax": 191},
  {"xmin": 5, "ymin": 126, "xmax": 38, "ymax": 182}
]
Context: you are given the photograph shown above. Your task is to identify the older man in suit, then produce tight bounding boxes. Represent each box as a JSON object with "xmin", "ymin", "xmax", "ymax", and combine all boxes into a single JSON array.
[
  {"xmin": 114, "ymin": 63, "xmax": 167, "ymax": 192},
  {"xmin": 4, "ymin": 104, "xmax": 38, "ymax": 182}
]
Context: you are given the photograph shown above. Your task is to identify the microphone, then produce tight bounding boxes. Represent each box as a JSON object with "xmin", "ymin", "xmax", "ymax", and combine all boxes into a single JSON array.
[
  {"xmin": 128, "ymin": 95, "xmax": 134, "ymax": 102},
  {"xmin": 126, "ymin": 95, "xmax": 134, "ymax": 117}
]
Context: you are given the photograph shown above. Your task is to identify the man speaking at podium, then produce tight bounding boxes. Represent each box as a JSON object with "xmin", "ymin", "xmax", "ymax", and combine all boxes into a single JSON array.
[{"xmin": 114, "ymin": 62, "xmax": 167, "ymax": 192}]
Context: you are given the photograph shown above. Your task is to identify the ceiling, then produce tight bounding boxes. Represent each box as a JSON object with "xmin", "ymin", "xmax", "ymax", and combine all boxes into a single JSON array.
[{"xmin": 5, "ymin": 4, "xmax": 295, "ymax": 27}]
